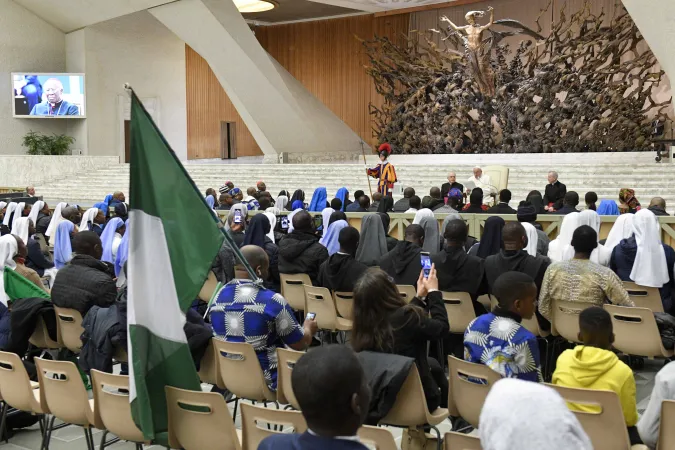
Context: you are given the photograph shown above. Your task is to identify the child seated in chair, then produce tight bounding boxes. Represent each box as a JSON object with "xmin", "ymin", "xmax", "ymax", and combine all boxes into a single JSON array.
[{"xmin": 552, "ymin": 306, "xmax": 641, "ymax": 445}]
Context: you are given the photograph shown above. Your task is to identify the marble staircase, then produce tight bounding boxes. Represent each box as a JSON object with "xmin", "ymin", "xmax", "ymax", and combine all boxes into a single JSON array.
[{"xmin": 35, "ymin": 161, "xmax": 675, "ymax": 214}]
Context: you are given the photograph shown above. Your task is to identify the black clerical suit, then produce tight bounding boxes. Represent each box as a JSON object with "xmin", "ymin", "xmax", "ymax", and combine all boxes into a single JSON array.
[
  {"xmin": 487, "ymin": 202, "xmax": 517, "ymax": 214},
  {"xmin": 543, "ymin": 180, "xmax": 567, "ymax": 210},
  {"xmin": 441, "ymin": 182, "xmax": 465, "ymax": 208}
]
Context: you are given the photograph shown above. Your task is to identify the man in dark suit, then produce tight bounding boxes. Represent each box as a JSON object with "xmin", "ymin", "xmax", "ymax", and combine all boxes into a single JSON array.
[
  {"xmin": 543, "ymin": 171, "xmax": 567, "ymax": 211},
  {"xmin": 487, "ymin": 189, "xmax": 517, "ymax": 214},
  {"xmin": 550, "ymin": 191, "xmax": 580, "ymax": 215},
  {"xmin": 441, "ymin": 172, "xmax": 465, "ymax": 209},
  {"xmin": 393, "ymin": 187, "xmax": 415, "ymax": 212}
]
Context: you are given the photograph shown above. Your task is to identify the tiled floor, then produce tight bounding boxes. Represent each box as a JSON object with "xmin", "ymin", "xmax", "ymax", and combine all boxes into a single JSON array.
[{"xmin": 1, "ymin": 359, "xmax": 665, "ymax": 450}]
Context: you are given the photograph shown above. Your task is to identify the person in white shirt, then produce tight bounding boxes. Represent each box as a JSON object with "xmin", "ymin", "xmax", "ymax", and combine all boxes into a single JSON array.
[
  {"xmin": 467, "ymin": 167, "xmax": 497, "ymax": 204},
  {"xmin": 638, "ymin": 361, "xmax": 675, "ymax": 449},
  {"xmin": 405, "ymin": 195, "xmax": 421, "ymax": 214}
]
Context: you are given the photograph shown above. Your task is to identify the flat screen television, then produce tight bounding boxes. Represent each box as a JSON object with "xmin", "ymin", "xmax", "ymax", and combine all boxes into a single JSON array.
[{"xmin": 12, "ymin": 73, "xmax": 86, "ymax": 118}]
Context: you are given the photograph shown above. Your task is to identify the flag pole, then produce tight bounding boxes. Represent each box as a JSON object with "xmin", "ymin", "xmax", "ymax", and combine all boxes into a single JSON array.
[{"xmin": 361, "ymin": 141, "xmax": 374, "ymax": 198}]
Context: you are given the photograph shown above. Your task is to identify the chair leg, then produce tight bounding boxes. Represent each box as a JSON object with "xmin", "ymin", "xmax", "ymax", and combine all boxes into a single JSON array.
[
  {"xmin": 136, "ymin": 443, "xmax": 143, "ymax": 450},
  {"xmin": 99, "ymin": 430, "xmax": 108, "ymax": 450},
  {"xmin": 41, "ymin": 415, "xmax": 56, "ymax": 450},
  {"xmin": 232, "ymin": 397, "xmax": 240, "ymax": 422},
  {"xmin": 83, "ymin": 427, "xmax": 94, "ymax": 450},
  {"xmin": 430, "ymin": 425, "xmax": 442, "ymax": 450},
  {"xmin": 0, "ymin": 401, "xmax": 8, "ymax": 443}
]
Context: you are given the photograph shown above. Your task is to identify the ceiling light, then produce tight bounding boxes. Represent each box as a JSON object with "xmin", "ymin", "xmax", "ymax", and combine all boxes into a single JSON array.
[{"xmin": 233, "ymin": 0, "xmax": 276, "ymax": 13}]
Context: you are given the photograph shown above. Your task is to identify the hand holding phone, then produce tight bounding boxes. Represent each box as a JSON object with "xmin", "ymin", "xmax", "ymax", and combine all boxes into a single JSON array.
[
  {"xmin": 303, "ymin": 314, "xmax": 319, "ymax": 335},
  {"xmin": 306, "ymin": 312, "xmax": 316, "ymax": 321},
  {"xmin": 234, "ymin": 210, "xmax": 242, "ymax": 224},
  {"xmin": 420, "ymin": 252, "xmax": 432, "ymax": 278},
  {"xmin": 416, "ymin": 262, "xmax": 438, "ymax": 299}
]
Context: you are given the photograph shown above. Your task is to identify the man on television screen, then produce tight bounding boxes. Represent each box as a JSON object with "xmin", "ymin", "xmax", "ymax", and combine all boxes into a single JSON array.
[{"xmin": 29, "ymin": 78, "xmax": 79, "ymax": 116}]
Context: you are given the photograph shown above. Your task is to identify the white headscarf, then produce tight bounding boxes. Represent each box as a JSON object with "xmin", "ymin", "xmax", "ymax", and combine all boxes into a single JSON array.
[
  {"xmin": 276, "ymin": 195, "xmax": 289, "ymax": 211},
  {"xmin": 79, "ymin": 208, "xmax": 100, "ymax": 232},
  {"xmin": 630, "ymin": 209, "xmax": 669, "ymax": 288},
  {"xmin": 2, "ymin": 203, "xmax": 17, "ymax": 227},
  {"xmin": 521, "ymin": 222, "xmax": 539, "ymax": 257},
  {"xmin": 0, "ymin": 235, "xmax": 18, "ymax": 306},
  {"xmin": 266, "ymin": 206, "xmax": 281, "ymax": 216},
  {"xmin": 548, "ymin": 212, "xmax": 580, "ymax": 262},
  {"xmin": 12, "ymin": 217, "xmax": 30, "ymax": 245},
  {"xmin": 605, "ymin": 214, "xmax": 635, "ymax": 252},
  {"xmin": 321, "ymin": 208, "xmax": 334, "ymax": 231},
  {"xmin": 11, "ymin": 202, "xmax": 25, "ymax": 232},
  {"xmin": 480, "ymin": 379, "xmax": 592, "ymax": 450},
  {"xmin": 413, "ymin": 208, "xmax": 435, "ymax": 225},
  {"xmin": 28, "ymin": 201, "xmax": 45, "ymax": 226},
  {"xmin": 578, "ymin": 209, "xmax": 611, "ymax": 266},
  {"xmin": 263, "ymin": 212, "xmax": 277, "ymax": 244},
  {"xmin": 45, "ymin": 202, "xmax": 67, "ymax": 237}
]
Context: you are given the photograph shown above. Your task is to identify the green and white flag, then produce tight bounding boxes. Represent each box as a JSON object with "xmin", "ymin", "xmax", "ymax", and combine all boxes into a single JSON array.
[{"xmin": 127, "ymin": 91, "xmax": 224, "ymax": 441}]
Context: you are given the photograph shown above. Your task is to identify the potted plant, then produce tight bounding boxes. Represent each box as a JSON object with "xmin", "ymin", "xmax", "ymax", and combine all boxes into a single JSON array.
[{"xmin": 22, "ymin": 131, "xmax": 75, "ymax": 155}]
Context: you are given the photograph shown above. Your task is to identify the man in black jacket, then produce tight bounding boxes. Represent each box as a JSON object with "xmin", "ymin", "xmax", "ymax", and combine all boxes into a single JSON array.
[
  {"xmin": 278, "ymin": 211, "xmax": 329, "ymax": 284},
  {"xmin": 34, "ymin": 202, "xmax": 51, "ymax": 236},
  {"xmin": 51, "ymin": 231, "xmax": 117, "ymax": 317},
  {"xmin": 440, "ymin": 172, "xmax": 465, "ymax": 209},
  {"xmin": 393, "ymin": 187, "xmax": 415, "ymax": 212},
  {"xmin": 648, "ymin": 197, "xmax": 670, "ymax": 216},
  {"xmin": 380, "ymin": 224, "xmax": 424, "ymax": 287},
  {"xmin": 543, "ymin": 171, "xmax": 567, "ymax": 211},
  {"xmin": 318, "ymin": 227, "xmax": 368, "ymax": 292},
  {"xmin": 550, "ymin": 191, "xmax": 580, "ymax": 215},
  {"xmin": 422, "ymin": 187, "xmax": 443, "ymax": 211},
  {"xmin": 487, "ymin": 189, "xmax": 517, "ymax": 214}
]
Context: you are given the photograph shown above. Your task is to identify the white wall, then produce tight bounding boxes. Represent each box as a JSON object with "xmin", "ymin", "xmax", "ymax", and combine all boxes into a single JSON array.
[{"xmin": 0, "ymin": 0, "xmax": 68, "ymax": 155}]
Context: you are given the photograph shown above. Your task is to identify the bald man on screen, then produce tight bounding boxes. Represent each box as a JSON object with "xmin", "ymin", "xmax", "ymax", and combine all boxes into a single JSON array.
[{"xmin": 29, "ymin": 78, "xmax": 79, "ymax": 116}]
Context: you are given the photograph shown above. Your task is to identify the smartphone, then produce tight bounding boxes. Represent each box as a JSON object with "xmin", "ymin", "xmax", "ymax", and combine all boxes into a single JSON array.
[
  {"xmin": 233, "ymin": 210, "xmax": 243, "ymax": 224},
  {"xmin": 313, "ymin": 216, "xmax": 323, "ymax": 230},
  {"xmin": 420, "ymin": 252, "xmax": 431, "ymax": 278},
  {"xmin": 306, "ymin": 312, "xmax": 316, "ymax": 321},
  {"xmin": 281, "ymin": 217, "xmax": 289, "ymax": 230}
]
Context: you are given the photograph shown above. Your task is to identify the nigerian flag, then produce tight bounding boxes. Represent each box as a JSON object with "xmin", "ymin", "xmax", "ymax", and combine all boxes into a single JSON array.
[{"xmin": 127, "ymin": 91, "xmax": 224, "ymax": 441}]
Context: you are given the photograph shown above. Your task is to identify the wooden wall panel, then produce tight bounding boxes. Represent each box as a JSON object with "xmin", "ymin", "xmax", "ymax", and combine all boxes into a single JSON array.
[{"xmin": 185, "ymin": 13, "xmax": 409, "ymax": 159}]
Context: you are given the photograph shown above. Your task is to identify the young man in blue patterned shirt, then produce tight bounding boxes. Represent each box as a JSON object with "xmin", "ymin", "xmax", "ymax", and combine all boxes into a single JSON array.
[
  {"xmin": 464, "ymin": 271, "xmax": 542, "ymax": 382},
  {"xmin": 209, "ymin": 245, "xmax": 318, "ymax": 390}
]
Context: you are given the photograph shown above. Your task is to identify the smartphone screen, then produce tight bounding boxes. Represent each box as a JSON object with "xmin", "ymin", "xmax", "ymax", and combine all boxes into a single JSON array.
[
  {"xmin": 234, "ymin": 210, "xmax": 242, "ymax": 224},
  {"xmin": 306, "ymin": 312, "xmax": 316, "ymax": 321},
  {"xmin": 420, "ymin": 252, "xmax": 431, "ymax": 278},
  {"xmin": 313, "ymin": 216, "xmax": 323, "ymax": 230},
  {"xmin": 281, "ymin": 217, "xmax": 289, "ymax": 230}
]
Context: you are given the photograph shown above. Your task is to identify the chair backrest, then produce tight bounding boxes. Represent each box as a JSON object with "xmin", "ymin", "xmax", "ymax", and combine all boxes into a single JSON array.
[
  {"xmin": 444, "ymin": 432, "xmax": 483, "ymax": 450},
  {"xmin": 276, "ymin": 347, "xmax": 304, "ymax": 409},
  {"xmin": 379, "ymin": 364, "xmax": 431, "ymax": 427},
  {"xmin": 447, "ymin": 356, "xmax": 501, "ymax": 428},
  {"xmin": 165, "ymin": 385, "xmax": 241, "ymax": 450},
  {"xmin": 623, "ymin": 281, "xmax": 664, "ymax": 313},
  {"xmin": 358, "ymin": 426, "xmax": 398, "ymax": 450},
  {"xmin": 198, "ymin": 270, "xmax": 219, "ymax": 302},
  {"xmin": 547, "ymin": 383, "xmax": 631, "ymax": 450},
  {"xmin": 604, "ymin": 304, "xmax": 672, "ymax": 358},
  {"xmin": 658, "ymin": 400, "xmax": 675, "ymax": 450},
  {"xmin": 90, "ymin": 370, "xmax": 144, "ymax": 443},
  {"xmin": 442, "ymin": 291, "xmax": 475, "ymax": 333},
  {"xmin": 397, "ymin": 285, "xmax": 417, "ymax": 304},
  {"xmin": 53, "ymin": 306, "xmax": 84, "ymax": 353},
  {"xmin": 29, "ymin": 314, "xmax": 61, "ymax": 349},
  {"xmin": 304, "ymin": 285, "xmax": 338, "ymax": 331},
  {"xmin": 198, "ymin": 339, "xmax": 223, "ymax": 388},
  {"xmin": 0, "ymin": 351, "xmax": 42, "ymax": 413},
  {"xmin": 240, "ymin": 403, "xmax": 307, "ymax": 450},
  {"xmin": 521, "ymin": 315, "xmax": 541, "ymax": 337},
  {"xmin": 482, "ymin": 165, "xmax": 509, "ymax": 191},
  {"xmin": 212, "ymin": 339, "xmax": 276, "ymax": 402},
  {"xmin": 550, "ymin": 299, "xmax": 594, "ymax": 343},
  {"xmin": 280, "ymin": 273, "xmax": 312, "ymax": 311},
  {"xmin": 35, "ymin": 357, "xmax": 93, "ymax": 427},
  {"xmin": 334, "ymin": 291, "xmax": 354, "ymax": 320}
]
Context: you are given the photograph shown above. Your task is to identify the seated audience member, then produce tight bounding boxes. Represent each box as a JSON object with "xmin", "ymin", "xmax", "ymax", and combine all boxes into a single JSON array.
[
  {"xmin": 53, "ymin": 220, "xmax": 75, "ymax": 269},
  {"xmin": 479, "ymin": 379, "xmax": 592, "ymax": 450},
  {"xmin": 437, "ymin": 188, "xmax": 462, "ymax": 214},
  {"xmin": 441, "ymin": 172, "xmax": 465, "ymax": 209},
  {"xmin": 256, "ymin": 181, "xmax": 267, "ymax": 196},
  {"xmin": 394, "ymin": 187, "xmax": 415, "ymax": 212},
  {"xmin": 619, "ymin": 188, "xmax": 641, "ymax": 214},
  {"xmin": 377, "ymin": 212, "xmax": 398, "ymax": 251},
  {"xmin": 637, "ymin": 361, "xmax": 675, "ymax": 448},
  {"xmin": 422, "ymin": 187, "xmax": 443, "ymax": 211},
  {"xmin": 355, "ymin": 215, "xmax": 388, "ymax": 267},
  {"xmin": 413, "ymin": 208, "xmax": 434, "ymax": 225},
  {"xmin": 418, "ymin": 216, "xmax": 440, "ymax": 253},
  {"xmin": 597, "ymin": 199, "xmax": 620, "ymax": 215},
  {"xmin": 226, "ymin": 205, "xmax": 247, "ymax": 248},
  {"xmin": 209, "ymin": 245, "xmax": 318, "ymax": 390},
  {"xmin": 61, "ymin": 205, "xmax": 82, "ymax": 226},
  {"xmin": 543, "ymin": 171, "xmax": 566, "ymax": 211},
  {"xmin": 15, "ymin": 218, "xmax": 53, "ymax": 277},
  {"xmin": 517, "ymin": 202, "xmax": 550, "ymax": 255},
  {"xmin": 100, "ymin": 217, "xmax": 125, "ymax": 264},
  {"xmin": 243, "ymin": 214, "xmax": 280, "ymax": 291},
  {"xmin": 380, "ymin": 224, "xmax": 424, "ymax": 287},
  {"xmin": 243, "ymin": 187, "xmax": 260, "ymax": 211},
  {"xmin": 109, "ymin": 192, "xmax": 125, "ymax": 208},
  {"xmin": 551, "ymin": 191, "xmax": 580, "ymax": 215},
  {"xmin": 51, "ymin": 231, "xmax": 117, "ymax": 317},
  {"xmin": 527, "ymin": 190, "xmax": 547, "ymax": 214},
  {"xmin": 441, "ymin": 213, "xmax": 478, "ymax": 252},
  {"xmin": 11, "ymin": 235, "xmax": 48, "ymax": 293},
  {"xmin": 405, "ymin": 195, "xmax": 421, "ymax": 213},
  {"xmin": 468, "ymin": 216, "xmax": 505, "ymax": 258},
  {"xmin": 330, "ymin": 198, "xmax": 343, "ymax": 212},
  {"xmin": 219, "ymin": 180, "xmax": 234, "ymax": 195},
  {"xmin": 610, "ymin": 209, "xmax": 675, "ymax": 312},
  {"xmin": 258, "ymin": 345, "xmax": 371, "ymax": 450},
  {"xmin": 548, "ymin": 212, "xmax": 581, "ymax": 262},
  {"xmin": 346, "ymin": 190, "xmax": 365, "ymax": 212},
  {"xmin": 34, "ymin": 202, "xmax": 52, "ymax": 237},
  {"xmin": 553, "ymin": 307, "xmax": 642, "ymax": 445},
  {"xmin": 352, "ymin": 267, "xmax": 449, "ymax": 412},
  {"xmin": 648, "ymin": 197, "xmax": 669, "ymax": 216},
  {"xmin": 114, "ymin": 202, "xmax": 129, "ymax": 222},
  {"xmin": 79, "ymin": 207, "xmax": 104, "ymax": 235},
  {"xmin": 487, "ymin": 189, "xmax": 517, "ymax": 214},
  {"xmin": 462, "ymin": 188, "xmax": 487, "ymax": 213},
  {"xmin": 335, "ymin": 187, "xmax": 350, "ymax": 211},
  {"xmin": 376, "ymin": 196, "xmax": 394, "ymax": 214},
  {"xmin": 368, "ymin": 192, "xmax": 383, "ymax": 212},
  {"xmin": 258, "ymin": 196, "xmax": 272, "ymax": 212},
  {"xmin": 577, "ymin": 209, "xmax": 611, "ymax": 266},
  {"xmin": 465, "ymin": 272, "xmax": 541, "ymax": 381},
  {"xmin": 539, "ymin": 226, "xmax": 634, "ymax": 322},
  {"xmin": 585, "ymin": 191, "xmax": 598, "ymax": 211},
  {"xmin": 318, "ymin": 226, "xmax": 368, "ymax": 293},
  {"xmin": 355, "ymin": 195, "xmax": 370, "ymax": 212},
  {"xmin": 604, "ymin": 214, "xmax": 635, "ymax": 253},
  {"xmin": 328, "ymin": 211, "xmax": 348, "ymax": 226},
  {"xmin": 432, "ymin": 219, "xmax": 488, "ymax": 316},
  {"xmin": 319, "ymin": 218, "xmax": 348, "ymax": 256},
  {"xmin": 278, "ymin": 210, "xmax": 329, "ymax": 285},
  {"xmin": 308, "ymin": 187, "xmax": 327, "ymax": 212},
  {"xmin": 26, "ymin": 186, "xmax": 36, "ymax": 197},
  {"xmin": 217, "ymin": 193, "xmax": 233, "ymax": 211}
]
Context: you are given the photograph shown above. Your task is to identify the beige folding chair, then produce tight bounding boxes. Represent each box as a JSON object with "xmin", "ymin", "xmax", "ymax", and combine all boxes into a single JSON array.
[
  {"xmin": 447, "ymin": 356, "xmax": 501, "ymax": 428},
  {"xmin": 198, "ymin": 339, "xmax": 224, "ymax": 388},
  {"xmin": 212, "ymin": 339, "xmax": 276, "ymax": 404},
  {"xmin": 444, "ymin": 431, "xmax": 483, "ymax": 450},
  {"xmin": 550, "ymin": 299, "xmax": 595, "ymax": 343},
  {"xmin": 334, "ymin": 291, "xmax": 354, "ymax": 320},
  {"xmin": 548, "ymin": 383, "xmax": 645, "ymax": 450},
  {"xmin": 90, "ymin": 370, "xmax": 144, "ymax": 450},
  {"xmin": 280, "ymin": 273, "xmax": 312, "ymax": 312},
  {"xmin": 53, "ymin": 306, "xmax": 84, "ymax": 353},
  {"xmin": 29, "ymin": 314, "xmax": 61, "ymax": 349},
  {"xmin": 358, "ymin": 426, "xmax": 398, "ymax": 450},
  {"xmin": 477, "ymin": 294, "xmax": 492, "ymax": 312},
  {"xmin": 165, "ymin": 385, "xmax": 241, "ymax": 450},
  {"xmin": 623, "ymin": 281, "xmax": 664, "ymax": 313},
  {"xmin": 276, "ymin": 347, "xmax": 304, "ymax": 410},
  {"xmin": 379, "ymin": 364, "xmax": 449, "ymax": 449},
  {"xmin": 304, "ymin": 286, "xmax": 351, "ymax": 332},
  {"xmin": 0, "ymin": 351, "xmax": 43, "ymax": 416},
  {"xmin": 35, "ymin": 357, "xmax": 97, "ymax": 450},
  {"xmin": 240, "ymin": 403, "xmax": 307, "ymax": 450},
  {"xmin": 658, "ymin": 399, "xmax": 675, "ymax": 450},
  {"xmin": 397, "ymin": 285, "xmax": 417, "ymax": 303},
  {"xmin": 604, "ymin": 305, "xmax": 674, "ymax": 359},
  {"xmin": 442, "ymin": 291, "xmax": 476, "ymax": 333},
  {"xmin": 198, "ymin": 270, "xmax": 220, "ymax": 302}
]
